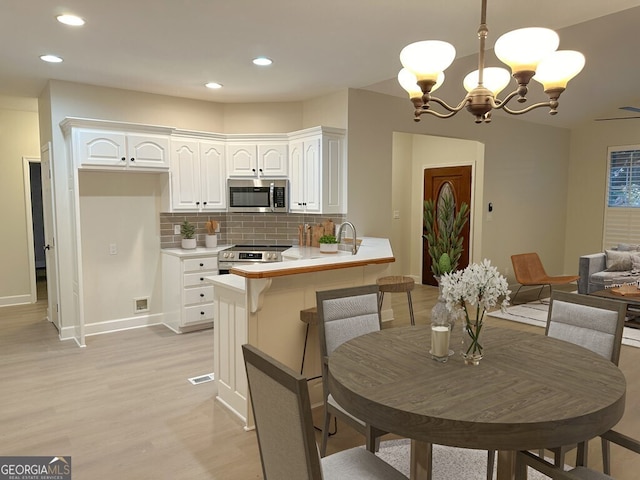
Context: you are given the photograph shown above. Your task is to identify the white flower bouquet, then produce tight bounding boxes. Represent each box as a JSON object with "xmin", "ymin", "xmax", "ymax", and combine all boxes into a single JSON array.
[{"xmin": 440, "ymin": 259, "xmax": 511, "ymax": 363}]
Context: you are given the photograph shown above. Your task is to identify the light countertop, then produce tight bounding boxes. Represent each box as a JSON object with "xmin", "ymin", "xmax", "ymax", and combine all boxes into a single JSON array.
[
  {"xmin": 229, "ymin": 237, "xmax": 394, "ymax": 279},
  {"xmin": 204, "ymin": 273, "xmax": 246, "ymax": 293},
  {"xmin": 161, "ymin": 245, "xmax": 232, "ymax": 257}
]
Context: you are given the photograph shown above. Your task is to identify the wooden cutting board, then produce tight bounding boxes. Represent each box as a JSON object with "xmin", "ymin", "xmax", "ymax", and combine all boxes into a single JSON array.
[
  {"xmin": 322, "ymin": 219, "xmax": 335, "ymax": 237},
  {"xmin": 312, "ymin": 225, "xmax": 324, "ymax": 247}
]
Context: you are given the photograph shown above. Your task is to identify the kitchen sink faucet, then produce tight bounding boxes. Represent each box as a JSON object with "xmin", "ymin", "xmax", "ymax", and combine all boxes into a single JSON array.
[{"xmin": 337, "ymin": 221, "xmax": 358, "ymax": 255}]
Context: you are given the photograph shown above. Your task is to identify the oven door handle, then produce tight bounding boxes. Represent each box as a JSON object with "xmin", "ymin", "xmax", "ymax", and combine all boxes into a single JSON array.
[{"xmin": 269, "ymin": 182, "xmax": 275, "ymax": 212}]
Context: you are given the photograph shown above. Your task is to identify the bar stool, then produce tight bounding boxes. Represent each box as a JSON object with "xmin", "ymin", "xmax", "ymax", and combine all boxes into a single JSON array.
[
  {"xmin": 299, "ymin": 306, "xmax": 322, "ymax": 380},
  {"xmin": 376, "ymin": 276, "xmax": 415, "ymax": 326}
]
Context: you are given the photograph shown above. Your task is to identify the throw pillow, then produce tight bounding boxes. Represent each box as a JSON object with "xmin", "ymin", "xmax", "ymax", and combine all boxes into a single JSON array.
[
  {"xmin": 618, "ymin": 243, "xmax": 640, "ymax": 251},
  {"xmin": 631, "ymin": 254, "xmax": 640, "ymax": 271},
  {"xmin": 605, "ymin": 249, "xmax": 633, "ymax": 271}
]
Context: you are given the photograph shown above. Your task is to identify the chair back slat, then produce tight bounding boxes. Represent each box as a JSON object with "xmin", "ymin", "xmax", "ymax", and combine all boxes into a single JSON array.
[
  {"xmin": 546, "ymin": 291, "xmax": 626, "ymax": 365},
  {"xmin": 242, "ymin": 344, "xmax": 322, "ymax": 480},
  {"xmin": 316, "ymin": 285, "xmax": 381, "ymax": 358}
]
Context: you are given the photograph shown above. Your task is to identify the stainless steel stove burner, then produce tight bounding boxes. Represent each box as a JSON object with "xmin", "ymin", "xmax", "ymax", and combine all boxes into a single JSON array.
[{"xmin": 218, "ymin": 244, "xmax": 291, "ymax": 273}]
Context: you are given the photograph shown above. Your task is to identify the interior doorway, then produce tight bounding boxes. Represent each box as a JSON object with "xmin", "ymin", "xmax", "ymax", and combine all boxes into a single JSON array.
[
  {"xmin": 422, "ymin": 166, "xmax": 472, "ymax": 286},
  {"xmin": 22, "ymin": 156, "xmax": 44, "ymax": 303}
]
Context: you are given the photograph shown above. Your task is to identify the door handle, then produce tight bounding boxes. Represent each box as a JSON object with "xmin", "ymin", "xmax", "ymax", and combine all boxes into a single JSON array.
[{"xmin": 44, "ymin": 244, "xmax": 51, "ymax": 251}]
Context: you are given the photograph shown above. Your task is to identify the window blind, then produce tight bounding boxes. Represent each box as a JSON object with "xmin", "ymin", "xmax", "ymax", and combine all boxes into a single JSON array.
[{"xmin": 604, "ymin": 146, "xmax": 640, "ymax": 248}]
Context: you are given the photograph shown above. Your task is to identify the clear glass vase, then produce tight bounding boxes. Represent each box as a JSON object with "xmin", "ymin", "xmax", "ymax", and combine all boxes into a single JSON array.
[{"xmin": 462, "ymin": 318, "xmax": 484, "ymax": 365}]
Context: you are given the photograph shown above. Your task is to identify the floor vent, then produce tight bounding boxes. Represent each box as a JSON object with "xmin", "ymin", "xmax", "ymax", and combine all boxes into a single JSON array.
[{"xmin": 188, "ymin": 373, "xmax": 214, "ymax": 385}]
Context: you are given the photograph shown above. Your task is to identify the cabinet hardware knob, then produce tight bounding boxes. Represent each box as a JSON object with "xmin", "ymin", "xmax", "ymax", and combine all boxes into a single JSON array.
[
  {"xmin": 130, "ymin": 157, "xmax": 135, "ymax": 162},
  {"xmin": 121, "ymin": 157, "xmax": 126, "ymax": 162},
  {"xmin": 200, "ymin": 263, "xmax": 204, "ymax": 267},
  {"xmin": 200, "ymin": 293, "xmax": 205, "ymax": 297},
  {"xmin": 252, "ymin": 168, "xmax": 256, "ymax": 172},
  {"xmin": 203, "ymin": 201, "xmax": 207, "ymax": 205},
  {"xmin": 200, "ymin": 311, "xmax": 205, "ymax": 315},
  {"xmin": 200, "ymin": 277, "xmax": 204, "ymax": 281}
]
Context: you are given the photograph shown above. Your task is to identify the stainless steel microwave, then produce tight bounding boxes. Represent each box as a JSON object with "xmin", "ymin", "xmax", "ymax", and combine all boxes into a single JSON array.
[{"xmin": 227, "ymin": 179, "xmax": 288, "ymax": 213}]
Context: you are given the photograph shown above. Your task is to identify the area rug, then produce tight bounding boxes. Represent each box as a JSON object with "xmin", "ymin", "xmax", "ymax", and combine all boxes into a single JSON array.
[
  {"xmin": 376, "ymin": 439, "xmax": 553, "ymax": 479},
  {"xmin": 487, "ymin": 300, "xmax": 640, "ymax": 349}
]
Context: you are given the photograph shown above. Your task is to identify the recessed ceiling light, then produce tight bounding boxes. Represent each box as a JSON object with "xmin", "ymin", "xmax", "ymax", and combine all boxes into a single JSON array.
[
  {"xmin": 57, "ymin": 14, "xmax": 85, "ymax": 26},
  {"xmin": 40, "ymin": 54, "xmax": 63, "ymax": 63},
  {"xmin": 252, "ymin": 57, "xmax": 273, "ymax": 66},
  {"xmin": 205, "ymin": 82, "xmax": 223, "ymax": 89}
]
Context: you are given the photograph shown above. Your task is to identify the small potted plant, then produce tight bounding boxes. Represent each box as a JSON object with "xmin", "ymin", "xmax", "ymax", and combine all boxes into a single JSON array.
[
  {"xmin": 180, "ymin": 220, "xmax": 196, "ymax": 249},
  {"xmin": 205, "ymin": 219, "xmax": 219, "ymax": 248},
  {"xmin": 319, "ymin": 234, "xmax": 339, "ymax": 254}
]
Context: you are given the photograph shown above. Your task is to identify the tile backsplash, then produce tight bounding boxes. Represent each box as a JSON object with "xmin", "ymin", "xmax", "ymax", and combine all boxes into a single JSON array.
[{"xmin": 160, "ymin": 212, "xmax": 347, "ymax": 248}]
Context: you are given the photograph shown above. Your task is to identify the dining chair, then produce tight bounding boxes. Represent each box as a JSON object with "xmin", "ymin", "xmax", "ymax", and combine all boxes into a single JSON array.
[
  {"xmin": 316, "ymin": 284, "xmax": 388, "ymax": 458},
  {"xmin": 242, "ymin": 343, "xmax": 407, "ymax": 480},
  {"xmin": 488, "ymin": 290, "xmax": 627, "ymax": 478},
  {"xmin": 542, "ymin": 290, "xmax": 626, "ymax": 468},
  {"xmin": 515, "ymin": 429, "xmax": 640, "ymax": 479}
]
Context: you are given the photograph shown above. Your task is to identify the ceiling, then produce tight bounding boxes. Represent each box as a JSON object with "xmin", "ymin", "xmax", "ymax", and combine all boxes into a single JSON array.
[{"xmin": 2, "ymin": 0, "xmax": 640, "ymax": 128}]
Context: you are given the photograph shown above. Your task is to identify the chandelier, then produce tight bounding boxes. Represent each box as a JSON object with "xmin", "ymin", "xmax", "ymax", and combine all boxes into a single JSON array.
[{"xmin": 397, "ymin": 0, "xmax": 585, "ymax": 123}]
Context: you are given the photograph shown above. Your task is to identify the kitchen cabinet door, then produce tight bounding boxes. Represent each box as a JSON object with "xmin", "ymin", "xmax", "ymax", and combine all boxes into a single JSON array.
[
  {"xmin": 75, "ymin": 128, "xmax": 169, "ymax": 170},
  {"xmin": 257, "ymin": 143, "xmax": 288, "ymax": 177},
  {"xmin": 302, "ymin": 138, "xmax": 321, "ymax": 212},
  {"xmin": 75, "ymin": 129, "xmax": 127, "ymax": 167},
  {"xmin": 199, "ymin": 140, "xmax": 226, "ymax": 210},
  {"xmin": 171, "ymin": 139, "xmax": 201, "ymax": 210},
  {"xmin": 289, "ymin": 140, "xmax": 305, "ymax": 212},
  {"xmin": 227, "ymin": 144, "xmax": 258, "ymax": 177},
  {"xmin": 126, "ymin": 133, "xmax": 170, "ymax": 169},
  {"xmin": 171, "ymin": 138, "xmax": 226, "ymax": 211},
  {"xmin": 289, "ymin": 138, "xmax": 320, "ymax": 212}
]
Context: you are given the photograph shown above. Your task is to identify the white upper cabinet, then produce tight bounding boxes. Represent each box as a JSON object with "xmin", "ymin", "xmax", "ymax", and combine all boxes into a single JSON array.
[
  {"xmin": 288, "ymin": 127, "xmax": 346, "ymax": 214},
  {"xmin": 171, "ymin": 137, "xmax": 226, "ymax": 211},
  {"xmin": 257, "ymin": 143, "xmax": 288, "ymax": 177},
  {"xmin": 74, "ymin": 128, "xmax": 170, "ymax": 170},
  {"xmin": 227, "ymin": 140, "xmax": 288, "ymax": 177}
]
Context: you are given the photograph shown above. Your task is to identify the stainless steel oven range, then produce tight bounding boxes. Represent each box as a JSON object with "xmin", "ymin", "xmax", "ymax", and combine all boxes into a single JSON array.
[{"xmin": 218, "ymin": 245, "xmax": 291, "ymax": 274}]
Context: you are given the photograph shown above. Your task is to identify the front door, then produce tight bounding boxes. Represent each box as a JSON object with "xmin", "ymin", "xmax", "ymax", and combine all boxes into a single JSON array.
[{"xmin": 422, "ymin": 166, "xmax": 472, "ymax": 286}]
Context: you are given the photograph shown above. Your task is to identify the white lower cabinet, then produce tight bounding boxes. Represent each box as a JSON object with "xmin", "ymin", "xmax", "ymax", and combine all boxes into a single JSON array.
[{"xmin": 162, "ymin": 252, "xmax": 219, "ymax": 333}]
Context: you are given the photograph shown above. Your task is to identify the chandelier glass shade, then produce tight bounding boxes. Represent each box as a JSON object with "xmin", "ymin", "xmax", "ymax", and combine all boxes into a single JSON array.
[{"xmin": 398, "ymin": 0, "xmax": 585, "ymax": 123}]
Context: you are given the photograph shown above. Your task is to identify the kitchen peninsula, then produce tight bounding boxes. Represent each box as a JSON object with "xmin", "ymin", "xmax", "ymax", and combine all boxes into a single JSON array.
[{"xmin": 206, "ymin": 237, "xmax": 394, "ymax": 427}]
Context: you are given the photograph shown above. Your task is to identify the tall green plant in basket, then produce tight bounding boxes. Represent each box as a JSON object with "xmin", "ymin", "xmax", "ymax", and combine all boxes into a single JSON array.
[{"xmin": 423, "ymin": 195, "xmax": 470, "ymax": 277}]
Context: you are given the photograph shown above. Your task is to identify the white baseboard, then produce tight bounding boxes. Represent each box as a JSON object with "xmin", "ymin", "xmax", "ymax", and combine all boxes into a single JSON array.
[
  {"xmin": 0, "ymin": 293, "xmax": 34, "ymax": 307},
  {"xmin": 84, "ymin": 313, "xmax": 164, "ymax": 337}
]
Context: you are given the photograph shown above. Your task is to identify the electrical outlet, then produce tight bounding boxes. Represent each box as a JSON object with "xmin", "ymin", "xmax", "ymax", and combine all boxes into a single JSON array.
[
  {"xmin": 109, "ymin": 243, "xmax": 117, "ymax": 255},
  {"xmin": 174, "ymin": 224, "xmax": 181, "ymax": 235}
]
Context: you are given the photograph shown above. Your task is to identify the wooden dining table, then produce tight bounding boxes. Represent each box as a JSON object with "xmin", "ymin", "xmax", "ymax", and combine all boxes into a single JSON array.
[{"xmin": 328, "ymin": 325, "xmax": 626, "ymax": 480}]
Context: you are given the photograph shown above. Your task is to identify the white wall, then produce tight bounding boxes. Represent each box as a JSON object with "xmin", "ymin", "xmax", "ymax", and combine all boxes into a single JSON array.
[
  {"xmin": 564, "ymin": 118, "xmax": 640, "ymax": 273},
  {"xmin": 78, "ymin": 171, "xmax": 165, "ymax": 328},
  {"xmin": 346, "ymin": 88, "xmax": 573, "ymax": 284},
  {"xmin": 0, "ymin": 106, "xmax": 41, "ymax": 306},
  {"xmin": 405, "ymin": 134, "xmax": 484, "ymax": 281}
]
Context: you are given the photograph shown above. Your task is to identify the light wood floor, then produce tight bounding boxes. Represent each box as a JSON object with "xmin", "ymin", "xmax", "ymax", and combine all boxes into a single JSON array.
[{"xmin": 1, "ymin": 281, "xmax": 639, "ymax": 479}]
